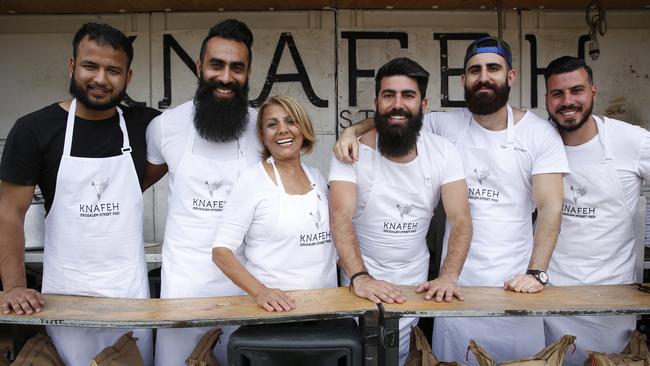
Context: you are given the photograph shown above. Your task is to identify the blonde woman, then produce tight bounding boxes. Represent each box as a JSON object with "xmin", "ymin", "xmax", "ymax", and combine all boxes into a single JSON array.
[{"xmin": 212, "ymin": 95, "xmax": 336, "ymax": 311}]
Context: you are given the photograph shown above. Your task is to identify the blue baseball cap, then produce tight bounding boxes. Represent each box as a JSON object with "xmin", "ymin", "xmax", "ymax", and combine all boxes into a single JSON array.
[{"xmin": 464, "ymin": 36, "xmax": 512, "ymax": 69}]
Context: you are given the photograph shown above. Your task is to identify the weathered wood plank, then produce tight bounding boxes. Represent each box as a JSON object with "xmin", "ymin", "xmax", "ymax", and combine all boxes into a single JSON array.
[
  {"xmin": 2, "ymin": 285, "xmax": 649, "ymax": 329},
  {"xmin": 0, "ymin": 287, "xmax": 376, "ymax": 328},
  {"xmin": 383, "ymin": 285, "xmax": 650, "ymax": 317}
]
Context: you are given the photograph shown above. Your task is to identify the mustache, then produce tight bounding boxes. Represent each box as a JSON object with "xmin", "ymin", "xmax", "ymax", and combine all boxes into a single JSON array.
[
  {"xmin": 87, "ymin": 83, "xmax": 112, "ymax": 93},
  {"xmin": 384, "ymin": 109, "xmax": 413, "ymax": 119},
  {"xmin": 556, "ymin": 104, "xmax": 583, "ymax": 113},
  {"xmin": 471, "ymin": 81, "xmax": 498, "ymax": 93},
  {"xmin": 195, "ymin": 79, "xmax": 243, "ymax": 99}
]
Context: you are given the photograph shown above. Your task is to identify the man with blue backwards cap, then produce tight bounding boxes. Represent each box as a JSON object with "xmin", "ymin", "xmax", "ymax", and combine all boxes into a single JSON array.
[{"xmin": 334, "ymin": 37, "xmax": 569, "ymax": 364}]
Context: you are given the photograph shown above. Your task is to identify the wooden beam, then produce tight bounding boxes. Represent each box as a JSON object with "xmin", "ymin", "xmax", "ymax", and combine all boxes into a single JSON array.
[
  {"xmin": 1, "ymin": 285, "xmax": 649, "ymax": 329},
  {"xmin": 0, "ymin": 0, "xmax": 648, "ymax": 14}
]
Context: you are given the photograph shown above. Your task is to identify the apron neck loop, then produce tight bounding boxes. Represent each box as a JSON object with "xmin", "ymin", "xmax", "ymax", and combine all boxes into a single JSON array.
[
  {"xmin": 267, "ymin": 157, "xmax": 286, "ymax": 193},
  {"xmin": 63, "ymin": 99, "xmax": 129, "ymax": 156},
  {"xmin": 184, "ymin": 122, "xmax": 245, "ymax": 159},
  {"xmin": 593, "ymin": 115, "xmax": 614, "ymax": 164},
  {"xmin": 266, "ymin": 156, "xmax": 316, "ymax": 195}
]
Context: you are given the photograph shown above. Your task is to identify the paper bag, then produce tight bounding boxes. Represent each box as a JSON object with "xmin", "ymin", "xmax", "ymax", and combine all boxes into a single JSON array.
[
  {"xmin": 469, "ymin": 335, "xmax": 576, "ymax": 366},
  {"xmin": 186, "ymin": 327, "xmax": 223, "ymax": 366},
  {"xmin": 89, "ymin": 331, "xmax": 144, "ymax": 366},
  {"xmin": 11, "ymin": 333, "xmax": 64, "ymax": 366}
]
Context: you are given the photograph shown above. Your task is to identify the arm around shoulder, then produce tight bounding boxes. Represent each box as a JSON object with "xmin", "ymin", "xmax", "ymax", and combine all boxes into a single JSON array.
[{"xmin": 333, "ymin": 118, "xmax": 375, "ymax": 163}]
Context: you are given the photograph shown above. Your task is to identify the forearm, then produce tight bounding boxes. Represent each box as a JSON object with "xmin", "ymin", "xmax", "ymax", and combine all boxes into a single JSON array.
[
  {"xmin": 529, "ymin": 202, "xmax": 562, "ymax": 270},
  {"xmin": 212, "ymin": 247, "xmax": 266, "ymax": 296},
  {"xmin": 0, "ymin": 217, "xmax": 27, "ymax": 290},
  {"xmin": 344, "ymin": 118, "xmax": 374, "ymax": 139},
  {"xmin": 331, "ymin": 218, "xmax": 367, "ymax": 278},
  {"xmin": 439, "ymin": 214, "xmax": 472, "ymax": 278}
]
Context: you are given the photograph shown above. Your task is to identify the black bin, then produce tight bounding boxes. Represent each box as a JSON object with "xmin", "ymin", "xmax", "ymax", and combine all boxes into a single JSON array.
[{"xmin": 227, "ymin": 318, "xmax": 362, "ymax": 366}]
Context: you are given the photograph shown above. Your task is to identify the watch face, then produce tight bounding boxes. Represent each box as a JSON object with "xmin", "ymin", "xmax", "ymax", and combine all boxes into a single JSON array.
[{"xmin": 539, "ymin": 272, "xmax": 549, "ymax": 283}]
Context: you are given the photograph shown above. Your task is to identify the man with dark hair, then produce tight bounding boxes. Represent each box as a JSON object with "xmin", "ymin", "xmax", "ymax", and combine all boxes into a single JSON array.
[
  {"xmin": 543, "ymin": 55, "xmax": 650, "ymax": 365},
  {"xmin": 334, "ymin": 37, "xmax": 568, "ymax": 364},
  {"xmin": 0, "ymin": 22, "xmax": 158, "ymax": 365},
  {"xmin": 329, "ymin": 57, "xmax": 472, "ymax": 365},
  {"xmin": 144, "ymin": 19, "xmax": 262, "ymax": 365}
]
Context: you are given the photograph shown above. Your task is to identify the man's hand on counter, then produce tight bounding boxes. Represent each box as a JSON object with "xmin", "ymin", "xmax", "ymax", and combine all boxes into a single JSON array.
[{"xmin": 1, "ymin": 287, "xmax": 44, "ymax": 315}]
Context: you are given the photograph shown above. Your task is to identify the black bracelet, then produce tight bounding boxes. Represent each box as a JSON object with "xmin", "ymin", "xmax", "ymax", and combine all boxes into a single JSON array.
[{"xmin": 348, "ymin": 271, "xmax": 370, "ymax": 292}]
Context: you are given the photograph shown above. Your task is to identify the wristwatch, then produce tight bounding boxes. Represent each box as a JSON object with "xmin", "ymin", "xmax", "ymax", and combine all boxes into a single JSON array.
[{"xmin": 526, "ymin": 269, "xmax": 549, "ymax": 286}]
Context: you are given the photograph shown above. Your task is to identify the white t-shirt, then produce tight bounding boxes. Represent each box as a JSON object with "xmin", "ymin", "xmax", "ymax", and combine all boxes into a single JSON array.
[
  {"xmin": 213, "ymin": 162, "xmax": 337, "ymax": 291},
  {"xmin": 565, "ymin": 117, "xmax": 650, "ymax": 213},
  {"xmin": 146, "ymin": 101, "xmax": 261, "ymax": 192},
  {"xmin": 328, "ymin": 130, "xmax": 465, "ymax": 217},
  {"xmin": 423, "ymin": 108, "xmax": 570, "ymax": 179}
]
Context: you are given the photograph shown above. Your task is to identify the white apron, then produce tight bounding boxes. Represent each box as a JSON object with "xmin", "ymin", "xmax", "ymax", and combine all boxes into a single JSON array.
[
  {"xmin": 155, "ymin": 124, "xmax": 246, "ymax": 366},
  {"xmin": 42, "ymin": 99, "xmax": 152, "ymax": 366},
  {"xmin": 545, "ymin": 116, "xmax": 636, "ymax": 365},
  {"xmin": 433, "ymin": 105, "xmax": 545, "ymax": 365},
  {"xmin": 245, "ymin": 159, "xmax": 337, "ymax": 290},
  {"xmin": 344, "ymin": 137, "xmax": 435, "ymax": 366}
]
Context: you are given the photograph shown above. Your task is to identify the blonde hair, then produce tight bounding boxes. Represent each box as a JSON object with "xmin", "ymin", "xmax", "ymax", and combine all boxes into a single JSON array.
[{"xmin": 256, "ymin": 95, "xmax": 316, "ymax": 159}]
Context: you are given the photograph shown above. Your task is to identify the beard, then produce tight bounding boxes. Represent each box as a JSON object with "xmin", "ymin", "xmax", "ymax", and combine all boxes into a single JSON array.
[
  {"xmin": 549, "ymin": 100, "xmax": 594, "ymax": 133},
  {"xmin": 464, "ymin": 81, "xmax": 510, "ymax": 115},
  {"xmin": 374, "ymin": 107, "xmax": 423, "ymax": 158},
  {"xmin": 68, "ymin": 73, "xmax": 125, "ymax": 111},
  {"xmin": 193, "ymin": 76, "xmax": 250, "ymax": 143}
]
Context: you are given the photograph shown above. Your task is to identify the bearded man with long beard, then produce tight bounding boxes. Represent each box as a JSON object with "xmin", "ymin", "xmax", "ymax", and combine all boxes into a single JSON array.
[
  {"xmin": 334, "ymin": 37, "xmax": 570, "ymax": 365},
  {"xmin": 329, "ymin": 57, "xmax": 472, "ymax": 366},
  {"xmin": 0, "ymin": 23, "xmax": 159, "ymax": 365},
  {"xmin": 143, "ymin": 19, "xmax": 262, "ymax": 366},
  {"xmin": 542, "ymin": 56, "xmax": 650, "ymax": 366}
]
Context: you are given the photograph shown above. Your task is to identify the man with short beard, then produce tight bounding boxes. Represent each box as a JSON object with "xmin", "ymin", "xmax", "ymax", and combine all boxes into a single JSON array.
[
  {"xmin": 0, "ymin": 23, "xmax": 158, "ymax": 365},
  {"xmin": 143, "ymin": 19, "xmax": 261, "ymax": 366},
  {"xmin": 334, "ymin": 37, "xmax": 569, "ymax": 364},
  {"xmin": 329, "ymin": 57, "xmax": 472, "ymax": 366},
  {"xmin": 543, "ymin": 56, "xmax": 650, "ymax": 365}
]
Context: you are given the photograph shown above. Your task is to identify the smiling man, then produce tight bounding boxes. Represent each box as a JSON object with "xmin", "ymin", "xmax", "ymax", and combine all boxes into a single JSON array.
[
  {"xmin": 542, "ymin": 56, "xmax": 650, "ymax": 365},
  {"xmin": 0, "ymin": 23, "xmax": 159, "ymax": 365},
  {"xmin": 329, "ymin": 57, "xmax": 472, "ymax": 365},
  {"xmin": 334, "ymin": 37, "xmax": 569, "ymax": 364},
  {"xmin": 143, "ymin": 19, "xmax": 262, "ymax": 366}
]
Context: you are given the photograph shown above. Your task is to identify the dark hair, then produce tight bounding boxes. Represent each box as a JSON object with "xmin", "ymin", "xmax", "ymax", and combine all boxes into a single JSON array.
[
  {"xmin": 375, "ymin": 57, "xmax": 430, "ymax": 98},
  {"xmin": 544, "ymin": 56, "xmax": 593, "ymax": 86},
  {"xmin": 464, "ymin": 36, "xmax": 512, "ymax": 69},
  {"xmin": 72, "ymin": 23, "xmax": 133, "ymax": 67},
  {"xmin": 199, "ymin": 19, "xmax": 254, "ymax": 66}
]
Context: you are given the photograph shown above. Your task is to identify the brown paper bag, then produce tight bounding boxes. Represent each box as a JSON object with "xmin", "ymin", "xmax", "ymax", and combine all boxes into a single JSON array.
[
  {"xmin": 469, "ymin": 335, "xmax": 576, "ymax": 366},
  {"xmin": 185, "ymin": 327, "xmax": 223, "ymax": 366},
  {"xmin": 10, "ymin": 332, "xmax": 64, "ymax": 366},
  {"xmin": 405, "ymin": 326, "xmax": 461, "ymax": 366},
  {"xmin": 585, "ymin": 330, "xmax": 650, "ymax": 366},
  {"xmin": 89, "ymin": 331, "xmax": 144, "ymax": 366}
]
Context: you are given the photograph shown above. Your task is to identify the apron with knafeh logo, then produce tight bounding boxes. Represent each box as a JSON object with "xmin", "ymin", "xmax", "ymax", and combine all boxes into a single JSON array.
[
  {"xmin": 433, "ymin": 105, "xmax": 545, "ymax": 365},
  {"xmin": 242, "ymin": 158, "xmax": 337, "ymax": 291},
  {"xmin": 156, "ymin": 117, "xmax": 248, "ymax": 366},
  {"xmin": 347, "ymin": 135, "xmax": 435, "ymax": 366},
  {"xmin": 43, "ymin": 99, "xmax": 152, "ymax": 366},
  {"xmin": 544, "ymin": 115, "xmax": 636, "ymax": 364}
]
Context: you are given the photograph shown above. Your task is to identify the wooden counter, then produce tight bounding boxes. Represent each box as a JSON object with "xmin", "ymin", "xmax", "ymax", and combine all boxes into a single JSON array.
[
  {"xmin": 1, "ymin": 285, "xmax": 649, "ymax": 329},
  {"xmin": 383, "ymin": 284, "xmax": 650, "ymax": 317},
  {"xmin": 0, "ymin": 287, "xmax": 376, "ymax": 329}
]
